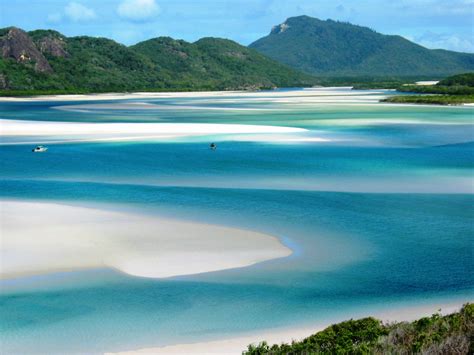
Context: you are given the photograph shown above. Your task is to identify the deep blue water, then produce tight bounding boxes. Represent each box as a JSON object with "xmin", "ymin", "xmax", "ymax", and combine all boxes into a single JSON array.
[{"xmin": 0, "ymin": 90, "xmax": 473, "ymax": 353}]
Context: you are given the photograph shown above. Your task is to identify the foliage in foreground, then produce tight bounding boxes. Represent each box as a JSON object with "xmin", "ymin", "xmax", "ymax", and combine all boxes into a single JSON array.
[{"xmin": 244, "ymin": 303, "xmax": 473, "ymax": 355}]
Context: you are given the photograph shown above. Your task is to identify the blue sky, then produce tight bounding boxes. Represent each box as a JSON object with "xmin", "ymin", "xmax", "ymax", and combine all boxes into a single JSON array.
[{"xmin": 1, "ymin": 0, "xmax": 473, "ymax": 52}]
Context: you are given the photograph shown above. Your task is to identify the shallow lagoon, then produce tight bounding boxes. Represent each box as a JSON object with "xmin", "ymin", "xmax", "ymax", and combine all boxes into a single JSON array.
[{"xmin": 1, "ymin": 89, "xmax": 473, "ymax": 353}]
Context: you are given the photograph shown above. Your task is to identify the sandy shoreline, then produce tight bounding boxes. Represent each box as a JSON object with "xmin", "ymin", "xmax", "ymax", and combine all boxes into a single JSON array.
[
  {"xmin": 1, "ymin": 88, "xmax": 472, "ymax": 110},
  {"xmin": 109, "ymin": 300, "xmax": 470, "ymax": 355},
  {"xmin": 0, "ymin": 201, "xmax": 291, "ymax": 279},
  {"xmin": 0, "ymin": 87, "xmax": 374, "ymax": 102}
]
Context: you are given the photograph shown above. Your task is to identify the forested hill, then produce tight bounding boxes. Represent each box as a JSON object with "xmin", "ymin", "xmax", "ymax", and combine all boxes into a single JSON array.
[
  {"xmin": 0, "ymin": 27, "xmax": 316, "ymax": 94},
  {"xmin": 249, "ymin": 15, "xmax": 474, "ymax": 78}
]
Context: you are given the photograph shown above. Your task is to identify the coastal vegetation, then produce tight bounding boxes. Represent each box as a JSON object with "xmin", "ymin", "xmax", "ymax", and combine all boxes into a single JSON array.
[
  {"xmin": 438, "ymin": 72, "xmax": 474, "ymax": 87},
  {"xmin": 318, "ymin": 76, "xmax": 424, "ymax": 89},
  {"xmin": 244, "ymin": 303, "xmax": 473, "ymax": 355},
  {"xmin": 383, "ymin": 95, "xmax": 474, "ymax": 105},
  {"xmin": 382, "ymin": 72, "xmax": 474, "ymax": 105}
]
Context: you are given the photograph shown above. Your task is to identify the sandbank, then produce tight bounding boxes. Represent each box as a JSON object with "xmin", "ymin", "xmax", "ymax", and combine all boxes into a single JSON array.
[
  {"xmin": 415, "ymin": 81, "xmax": 439, "ymax": 86},
  {"xmin": 0, "ymin": 87, "xmax": 376, "ymax": 102},
  {"xmin": 0, "ymin": 201, "xmax": 291, "ymax": 279},
  {"xmin": 0, "ymin": 119, "xmax": 307, "ymax": 144}
]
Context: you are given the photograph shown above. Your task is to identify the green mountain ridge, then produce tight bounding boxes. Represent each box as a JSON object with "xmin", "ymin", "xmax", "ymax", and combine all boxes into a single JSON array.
[
  {"xmin": 2, "ymin": 17, "xmax": 473, "ymax": 94},
  {"xmin": 0, "ymin": 27, "xmax": 315, "ymax": 93},
  {"xmin": 249, "ymin": 15, "xmax": 474, "ymax": 77}
]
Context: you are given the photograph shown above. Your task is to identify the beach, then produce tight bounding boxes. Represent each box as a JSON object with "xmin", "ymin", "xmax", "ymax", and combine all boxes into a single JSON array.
[
  {"xmin": 0, "ymin": 201, "xmax": 291, "ymax": 279},
  {"xmin": 0, "ymin": 87, "xmax": 374, "ymax": 102}
]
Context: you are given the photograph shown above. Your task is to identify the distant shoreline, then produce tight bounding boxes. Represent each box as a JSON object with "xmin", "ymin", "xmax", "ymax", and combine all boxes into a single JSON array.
[
  {"xmin": 1, "ymin": 88, "xmax": 473, "ymax": 109},
  {"xmin": 0, "ymin": 87, "xmax": 378, "ymax": 102},
  {"xmin": 0, "ymin": 89, "xmax": 246, "ymax": 101}
]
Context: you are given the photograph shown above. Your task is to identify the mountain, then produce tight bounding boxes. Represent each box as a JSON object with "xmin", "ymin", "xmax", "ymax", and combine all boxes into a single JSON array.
[
  {"xmin": 249, "ymin": 16, "xmax": 474, "ymax": 78},
  {"xmin": 0, "ymin": 27, "xmax": 315, "ymax": 93},
  {"xmin": 131, "ymin": 36, "xmax": 314, "ymax": 90}
]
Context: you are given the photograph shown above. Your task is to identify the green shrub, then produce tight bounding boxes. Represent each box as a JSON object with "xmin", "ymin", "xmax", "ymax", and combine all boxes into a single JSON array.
[{"xmin": 244, "ymin": 304, "xmax": 473, "ymax": 355}]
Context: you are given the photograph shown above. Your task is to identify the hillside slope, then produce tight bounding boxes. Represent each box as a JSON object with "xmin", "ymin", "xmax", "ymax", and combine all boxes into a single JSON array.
[
  {"xmin": 131, "ymin": 36, "xmax": 314, "ymax": 90},
  {"xmin": 249, "ymin": 16, "xmax": 474, "ymax": 77},
  {"xmin": 0, "ymin": 27, "xmax": 315, "ymax": 93}
]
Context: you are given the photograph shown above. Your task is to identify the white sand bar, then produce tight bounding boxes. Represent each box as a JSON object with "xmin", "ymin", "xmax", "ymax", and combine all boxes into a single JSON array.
[
  {"xmin": 0, "ymin": 119, "xmax": 307, "ymax": 144},
  {"xmin": 0, "ymin": 201, "xmax": 291, "ymax": 279},
  {"xmin": 0, "ymin": 87, "xmax": 374, "ymax": 102}
]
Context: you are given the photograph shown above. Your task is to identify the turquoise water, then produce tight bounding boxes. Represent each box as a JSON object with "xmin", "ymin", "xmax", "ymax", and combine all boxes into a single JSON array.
[{"xmin": 0, "ymin": 89, "xmax": 473, "ymax": 353}]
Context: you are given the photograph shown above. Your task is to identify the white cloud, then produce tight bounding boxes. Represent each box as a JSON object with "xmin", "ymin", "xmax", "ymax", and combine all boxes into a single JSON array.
[
  {"xmin": 396, "ymin": 0, "xmax": 474, "ymax": 15},
  {"xmin": 117, "ymin": 0, "xmax": 160, "ymax": 21},
  {"xmin": 416, "ymin": 31, "xmax": 474, "ymax": 53},
  {"xmin": 64, "ymin": 2, "xmax": 97, "ymax": 22},
  {"xmin": 47, "ymin": 12, "xmax": 63, "ymax": 23}
]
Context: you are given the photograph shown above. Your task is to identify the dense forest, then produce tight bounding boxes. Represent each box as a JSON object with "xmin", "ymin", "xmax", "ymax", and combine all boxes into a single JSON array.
[
  {"xmin": 0, "ymin": 27, "xmax": 315, "ymax": 94},
  {"xmin": 250, "ymin": 16, "xmax": 474, "ymax": 77}
]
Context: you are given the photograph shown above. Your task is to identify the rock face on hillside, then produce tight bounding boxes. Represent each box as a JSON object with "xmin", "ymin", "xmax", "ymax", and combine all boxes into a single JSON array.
[
  {"xmin": 37, "ymin": 35, "xmax": 69, "ymax": 58},
  {"xmin": 0, "ymin": 27, "xmax": 52, "ymax": 73}
]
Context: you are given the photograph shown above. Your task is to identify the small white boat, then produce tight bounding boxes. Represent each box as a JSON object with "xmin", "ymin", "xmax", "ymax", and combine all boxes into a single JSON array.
[{"xmin": 32, "ymin": 145, "xmax": 48, "ymax": 153}]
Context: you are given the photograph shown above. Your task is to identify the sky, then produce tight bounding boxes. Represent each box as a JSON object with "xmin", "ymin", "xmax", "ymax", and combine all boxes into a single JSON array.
[{"xmin": 1, "ymin": 0, "xmax": 473, "ymax": 52}]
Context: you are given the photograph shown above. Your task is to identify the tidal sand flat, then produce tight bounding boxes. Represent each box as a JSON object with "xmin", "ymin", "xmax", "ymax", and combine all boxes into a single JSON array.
[
  {"xmin": 0, "ymin": 87, "xmax": 383, "ymax": 102},
  {"xmin": 0, "ymin": 88, "xmax": 472, "ymax": 354},
  {"xmin": 0, "ymin": 119, "xmax": 307, "ymax": 144},
  {"xmin": 0, "ymin": 201, "xmax": 291, "ymax": 279}
]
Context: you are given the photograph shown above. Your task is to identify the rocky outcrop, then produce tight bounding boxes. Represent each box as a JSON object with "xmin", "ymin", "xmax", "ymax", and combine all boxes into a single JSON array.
[
  {"xmin": 37, "ymin": 35, "xmax": 68, "ymax": 58},
  {"xmin": 0, "ymin": 27, "xmax": 52, "ymax": 73}
]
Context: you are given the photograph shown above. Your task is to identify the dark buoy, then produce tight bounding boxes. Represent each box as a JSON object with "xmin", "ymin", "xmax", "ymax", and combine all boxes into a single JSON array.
[{"xmin": 209, "ymin": 143, "xmax": 217, "ymax": 151}]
